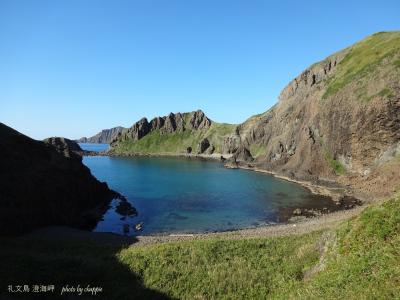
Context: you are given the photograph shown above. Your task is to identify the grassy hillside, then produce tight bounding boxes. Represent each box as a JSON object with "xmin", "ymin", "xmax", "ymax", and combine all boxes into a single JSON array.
[
  {"xmin": 323, "ymin": 31, "xmax": 400, "ymax": 101},
  {"xmin": 1, "ymin": 194, "xmax": 399, "ymax": 299},
  {"xmin": 111, "ymin": 122, "xmax": 236, "ymax": 155}
]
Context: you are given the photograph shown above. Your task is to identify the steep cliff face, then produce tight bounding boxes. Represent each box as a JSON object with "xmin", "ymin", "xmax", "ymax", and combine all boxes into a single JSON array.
[
  {"xmin": 110, "ymin": 110, "xmax": 236, "ymax": 155},
  {"xmin": 229, "ymin": 32, "xmax": 400, "ymax": 197},
  {"xmin": 77, "ymin": 126, "xmax": 126, "ymax": 144},
  {"xmin": 0, "ymin": 123, "xmax": 123, "ymax": 235}
]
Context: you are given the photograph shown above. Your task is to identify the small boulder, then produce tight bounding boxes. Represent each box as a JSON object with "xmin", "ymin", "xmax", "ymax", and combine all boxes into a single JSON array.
[{"xmin": 293, "ymin": 208, "xmax": 302, "ymax": 216}]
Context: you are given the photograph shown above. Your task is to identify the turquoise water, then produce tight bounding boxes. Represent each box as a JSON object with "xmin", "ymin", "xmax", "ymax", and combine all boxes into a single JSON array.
[
  {"xmin": 79, "ymin": 143, "xmax": 109, "ymax": 152},
  {"xmin": 82, "ymin": 156, "xmax": 336, "ymax": 236}
]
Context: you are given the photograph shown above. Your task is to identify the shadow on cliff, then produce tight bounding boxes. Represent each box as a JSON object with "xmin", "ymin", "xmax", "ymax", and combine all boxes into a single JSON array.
[{"xmin": 0, "ymin": 229, "xmax": 172, "ymax": 300}]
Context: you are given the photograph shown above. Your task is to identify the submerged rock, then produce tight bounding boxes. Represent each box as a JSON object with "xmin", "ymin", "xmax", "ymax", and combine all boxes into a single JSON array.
[{"xmin": 115, "ymin": 199, "xmax": 138, "ymax": 217}]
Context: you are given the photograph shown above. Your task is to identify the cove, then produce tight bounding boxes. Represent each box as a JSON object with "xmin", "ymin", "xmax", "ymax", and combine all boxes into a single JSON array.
[{"xmin": 81, "ymin": 152, "xmax": 342, "ymax": 236}]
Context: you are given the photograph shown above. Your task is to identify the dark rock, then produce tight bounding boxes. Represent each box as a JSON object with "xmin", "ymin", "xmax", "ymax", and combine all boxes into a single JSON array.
[
  {"xmin": 198, "ymin": 138, "xmax": 210, "ymax": 154},
  {"xmin": 0, "ymin": 123, "xmax": 127, "ymax": 236},
  {"xmin": 186, "ymin": 147, "xmax": 192, "ymax": 154},
  {"xmin": 115, "ymin": 199, "xmax": 137, "ymax": 217},
  {"xmin": 205, "ymin": 144, "xmax": 215, "ymax": 155}
]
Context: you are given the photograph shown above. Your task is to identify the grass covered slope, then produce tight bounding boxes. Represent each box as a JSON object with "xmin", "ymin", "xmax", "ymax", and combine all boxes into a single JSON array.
[
  {"xmin": 296, "ymin": 194, "xmax": 400, "ymax": 299},
  {"xmin": 323, "ymin": 31, "xmax": 400, "ymax": 101},
  {"xmin": 111, "ymin": 122, "xmax": 236, "ymax": 155},
  {"xmin": 1, "ymin": 194, "xmax": 399, "ymax": 299}
]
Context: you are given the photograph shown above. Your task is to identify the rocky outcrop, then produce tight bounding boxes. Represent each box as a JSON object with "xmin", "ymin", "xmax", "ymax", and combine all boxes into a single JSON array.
[
  {"xmin": 226, "ymin": 32, "xmax": 400, "ymax": 198},
  {"xmin": 123, "ymin": 118, "xmax": 151, "ymax": 141},
  {"xmin": 77, "ymin": 126, "xmax": 126, "ymax": 144},
  {"xmin": 0, "ymin": 123, "xmax": 126, "ymax": 236},
  {"xmin": 188, "ymin": 110, "xmax": 212, "ymax": 130},
  {"xmin": 109, "ymin": 110, "xmax": 231, "ymax": 154}
]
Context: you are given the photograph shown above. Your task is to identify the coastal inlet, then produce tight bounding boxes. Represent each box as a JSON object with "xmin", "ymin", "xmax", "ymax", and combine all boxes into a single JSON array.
[{"xmin": 80, "ymin": 144, "xmax": 358, "ymax": 236}]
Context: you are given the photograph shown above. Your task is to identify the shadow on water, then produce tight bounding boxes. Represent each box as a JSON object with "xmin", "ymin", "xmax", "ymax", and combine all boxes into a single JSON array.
[{"xmin": 0, "ymin": 229, "xmax": 173, "ymax": 300}]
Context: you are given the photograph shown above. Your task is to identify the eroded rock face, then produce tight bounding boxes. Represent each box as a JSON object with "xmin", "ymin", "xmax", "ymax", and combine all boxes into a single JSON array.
[
  {"xmin": 222, "ymin": 134, "xmax": 241, "ymax": 154},
  {"xmin": 227, "ymin": 32, "xmax": 400, "ymax": 194},
  {"xmin": 124, "ymin": 118, "xmax": 151, "ymax": 141},
  {"xmin": 149, "ymin": 117, "xmax": 165, "ymax": 130},
  {"xmin": 0, "ymin": 123, "xmax": 124, "ymax": 236},
  {"xmin": 188, "ymin": 110, "xmax": 212, "ymax": 130},
  {"xmin": 112, "ymin": 110, "xmax": 214, "ymax": 145}
]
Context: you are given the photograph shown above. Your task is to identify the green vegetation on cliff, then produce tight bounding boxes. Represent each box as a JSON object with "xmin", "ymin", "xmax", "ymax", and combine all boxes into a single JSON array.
[
  {"xmin": 323, "ymin": 31, "xmax": 400, "ymax": 100},
  {"xmin": 2, "ymin": 194, "xmax": 399, "ymax": 299},
  {"xmin": 111, "ymin": 122, "xmax": 236, "ymax": 155}
]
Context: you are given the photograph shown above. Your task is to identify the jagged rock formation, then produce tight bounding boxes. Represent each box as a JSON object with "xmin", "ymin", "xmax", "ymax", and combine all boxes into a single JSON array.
[
  {"xmin": 110, "ymin": 110, "xmax": 236, "ymax": 155},
  {"xmin": 77, "ymin": 126, "xmax": 126, "ymax": 144},
  {"xmin": 227, "ymin": 31, "xmax": 400, "ymax": 198},
  {"xmin": 0, "ymin": 123, "xmax": 126, "ymax": 236},
  {"xmin": 118, "ymin": 110, "xmax": 212, "ymax": 142}
]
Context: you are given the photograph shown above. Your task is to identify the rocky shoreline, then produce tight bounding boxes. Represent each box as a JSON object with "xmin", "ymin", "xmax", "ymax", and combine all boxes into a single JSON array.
[
  {"xmin": 131, "ymin": 203, "xmax": 367, "ymax": 246},
  {"xmin": 80, "ymin": 150, "xmax": 365, "ymax": 239},
  {"xmin": 89, "ymin": 150, "xmax": 362, "ymax": 203},
  {"xmin": 27, "ymin": 202, "xmax": 367, "ymax": 247}
]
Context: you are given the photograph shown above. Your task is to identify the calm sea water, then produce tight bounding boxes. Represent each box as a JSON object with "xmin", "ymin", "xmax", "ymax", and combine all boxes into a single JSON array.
[
  {"xmin": 79, "ymin": 143, "xmax": 109, "ymax": 152},
  {"xmin": 82, "ymin": 156, "xmax": 336, "ymax": 236}
]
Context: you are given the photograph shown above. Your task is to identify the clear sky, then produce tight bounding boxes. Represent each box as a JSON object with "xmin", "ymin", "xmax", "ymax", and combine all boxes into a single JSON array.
[{"xmin": 0, "ymin": 0, "xmax": 399, "ymax": 140}]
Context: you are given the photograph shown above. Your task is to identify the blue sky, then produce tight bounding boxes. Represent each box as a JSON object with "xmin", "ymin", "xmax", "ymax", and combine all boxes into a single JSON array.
[{"xmin": 0, "ymin": 0, "xmax": 399, "ymax": 140}]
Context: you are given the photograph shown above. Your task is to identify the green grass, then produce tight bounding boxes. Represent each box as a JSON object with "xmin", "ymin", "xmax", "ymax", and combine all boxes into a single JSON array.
[
  {"xmin": 113, "ymin": 129, "xmax": 201, "ymax": 154},
  {"xmin": 118, "ymin": 234, "xmax": 321, "ymax": 299},
  {"xmin": 325, "ymin": 151, "xmax": 346, "ymax": 175},
  {"xmin": 1, "ymin": 194, "xmax": 400, "ymax": 299},
  {"xmin": 377, "ymin": 87, "xmax": 395, "ymax": 99},
  {"xmin": 296, "ymin": 194, "xmax": 400, "ymax": 299},
  {"xmin": 322, "ymin": 31, "xmax": 400, "ymax": 99},
  {"xmin": 249, "ymin": 143, "xmax": 267, "ymax": 158},
  {"xmin": 111, "ymin": 122, "xmax": 236, "ymax": 155}
]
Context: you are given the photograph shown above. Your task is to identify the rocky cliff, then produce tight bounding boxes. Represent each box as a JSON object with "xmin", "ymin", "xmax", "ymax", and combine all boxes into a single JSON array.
[
  {"xmin": 106, "ymin": 32, "xmax": 399, "ymax": 198},
  {"xmin": 77, "ymin": 126, "xmax": 126, "ymax": 144},
  {"xmin": 109, "ymin": 110, "xmax": 236, "ymax": 155},
  {"xmin": 0, "ymin": 123, "xmax": 124, "ymax": 235},
  {"xmin": 227, "ymin": 31, "xmax": 400, "ymax": 199}
]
